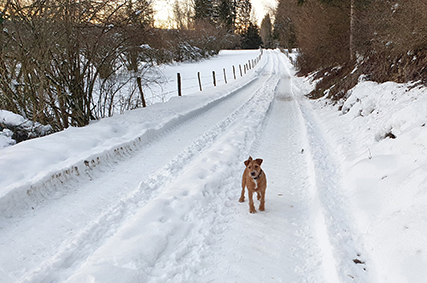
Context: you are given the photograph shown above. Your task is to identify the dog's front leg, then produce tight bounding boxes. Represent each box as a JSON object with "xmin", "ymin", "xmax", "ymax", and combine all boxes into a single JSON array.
[
  {"xmin": 248, "ymin": 191, "xmax": 256, "ymax": 213},
  {"xmin": 239, "ymin": 178, "xmax": 246, "ymax": 202},
  {"xmin": 259, "ymin": 191, "xmax": 265, "ymax": 211},
  {"xmin": 239, "ymin": 187, "xmax": 245, "ymax": 202}
]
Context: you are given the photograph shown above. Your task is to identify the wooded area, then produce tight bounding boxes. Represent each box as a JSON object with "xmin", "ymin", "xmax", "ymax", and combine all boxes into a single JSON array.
[{"xmin": 274, "ymin": 0, "xmax": 427, "ymax": 100}]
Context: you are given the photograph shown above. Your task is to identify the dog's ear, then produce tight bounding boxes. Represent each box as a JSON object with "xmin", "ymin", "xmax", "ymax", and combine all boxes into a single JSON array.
[
  {"xmin": 244, "ymin": 156, "xmax": 252, "ymax": 166},
  {"xmin": 255, "ymin": 158, "xmax": 263, "ymax": 166}
]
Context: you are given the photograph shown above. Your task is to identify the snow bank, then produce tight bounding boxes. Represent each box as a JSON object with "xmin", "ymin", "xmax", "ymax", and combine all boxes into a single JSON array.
[
  {"xmin": 303, "ymin": 77, "xmax": 427, "ymax": 282},
  {"xmin": 0, "ymin": 50, "xmax": 264, "ymax": 219}
]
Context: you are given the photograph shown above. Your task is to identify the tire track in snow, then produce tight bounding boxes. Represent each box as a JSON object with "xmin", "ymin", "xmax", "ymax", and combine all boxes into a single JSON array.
[
  {"xmin": 197, "ymin": 50, "xmax": 340, "ymax": 283},
  {"xmin": 250, "ymin": 54, "xmax": 334, "ymax": 282},
  {"xmin": 295, "ymin": 85, "xmax": 371, "ymax": 281},
  {"xmin": 17, "ymin": 52, "xmax": 280, "ymax": 283},
  {"xmin": 197, "ymin": 52, "xmax": 369, "ymax": 283}
]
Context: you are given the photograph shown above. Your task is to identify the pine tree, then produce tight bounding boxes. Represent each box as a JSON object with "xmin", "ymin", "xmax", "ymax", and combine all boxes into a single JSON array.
[
  {"xmin": 194, "ymin": 0, "xmax": 215, "ymax": 24},
  {"xmin": 234, "ymin": 0, "xmax": 251, "ymax": 34},
  {"xmin": 217, "ymin": 0, "xmax": 235, "ymax": 32},
  {"xmin": 241, "ymin": 22, "xmax": 262, "ymax": 49}
]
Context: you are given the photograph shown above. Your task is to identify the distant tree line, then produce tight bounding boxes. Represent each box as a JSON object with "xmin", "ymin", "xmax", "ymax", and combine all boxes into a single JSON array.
[
  {"xmin": 274, "ymin": 0, "xmax": 427, "ymax": 100},
  {"xmin": 174, "ymin": 0, "xmax": 264, "ymax": 49}
]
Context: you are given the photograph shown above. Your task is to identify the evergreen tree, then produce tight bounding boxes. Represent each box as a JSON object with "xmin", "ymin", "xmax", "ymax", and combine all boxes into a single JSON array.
[
  {"xmin": 194, "ymin": 0, "xmax": 214, "ymax": 24},
  {"xmin": 241, "ymin": 22, "xmax": 262, "ymax": 49},
  {"xmin": 234, "ymin": 0, "xmax": 251, "ymax": 34},
  {"xmin": 217, "ymin": 0, "xmax": 235, "ymax": 32}
]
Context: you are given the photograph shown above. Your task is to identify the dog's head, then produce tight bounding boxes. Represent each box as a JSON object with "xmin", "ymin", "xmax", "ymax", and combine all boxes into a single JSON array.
[{"xmin": 244, "ymin": 156, "xmax": 263, "ymax": 178}]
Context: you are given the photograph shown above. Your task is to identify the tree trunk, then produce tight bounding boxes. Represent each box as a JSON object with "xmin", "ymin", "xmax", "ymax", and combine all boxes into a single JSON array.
[
  {"xmin": 350, "ymin": 0, "xmax": 355, "ymax": 61},
  {"xmin": 136, "ymin": 77, "xmax": 146, "ymax": 108}
]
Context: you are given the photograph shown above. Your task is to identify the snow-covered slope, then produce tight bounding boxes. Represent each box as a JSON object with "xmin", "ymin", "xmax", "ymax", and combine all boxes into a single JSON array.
[
  {"xmin": 1, "ymin": 49, "xmax": 427, "ymax": 283},
  {"xmin": 297, "ymin": 78, "xmax": 427, "ymax": 282}
]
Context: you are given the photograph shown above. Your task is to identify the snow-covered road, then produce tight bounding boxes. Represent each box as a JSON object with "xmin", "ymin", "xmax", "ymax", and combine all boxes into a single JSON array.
[{"xmin": 1, "ymin": 50, "xmax": 369, "ymax": 282}]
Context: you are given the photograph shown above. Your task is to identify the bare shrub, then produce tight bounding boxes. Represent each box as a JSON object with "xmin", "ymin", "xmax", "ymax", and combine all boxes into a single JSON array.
[
  {"xmin": 275, "ymin": 0, "xmax": 351, "ymax": 75},
  {"xmin": 358, "ymin": 0, "xmax": 427, "ymax": 84},
  {"xmin": 0, "ymin": 0, "xmax": 155, "ymax": 130},
  {"xmin": 275, "ymin": 0, "xmax": 427, "ymax": 100}
]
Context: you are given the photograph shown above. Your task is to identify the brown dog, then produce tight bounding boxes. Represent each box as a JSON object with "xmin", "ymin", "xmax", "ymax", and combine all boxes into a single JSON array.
[{"xmin": 239, "ymin": 156, "xmax": 267, "ymax": 213}]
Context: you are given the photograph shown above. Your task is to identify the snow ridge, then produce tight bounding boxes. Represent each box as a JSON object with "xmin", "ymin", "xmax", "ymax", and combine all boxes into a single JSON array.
[
  {"xmin": 0, "ymin": 56, "xmax": 269, "ymax": 221},
  {"xmin": 297, "ymin": 99, "xmax": 371, "ymax": 282}
]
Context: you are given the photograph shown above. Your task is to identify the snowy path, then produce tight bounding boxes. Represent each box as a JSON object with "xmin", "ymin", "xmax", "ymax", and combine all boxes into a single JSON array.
[{"xmin": 1, "ymin": 50, "xmax": 368, "ymax": 282}]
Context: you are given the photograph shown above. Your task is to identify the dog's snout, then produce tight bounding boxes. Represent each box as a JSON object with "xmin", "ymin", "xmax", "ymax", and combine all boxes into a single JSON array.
[{"xmin": 251, "ymin": 171, "xmax": 256, "ymax": 176}]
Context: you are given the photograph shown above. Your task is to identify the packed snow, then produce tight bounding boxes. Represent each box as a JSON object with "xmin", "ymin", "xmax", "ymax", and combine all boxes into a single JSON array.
[
  {"xmin": 0, "ymin": 49, "xmax": 427, "ymax": 283},
  {"xmin": 301, "ymin": 79, "xmax": 427, "ymax": 282}
]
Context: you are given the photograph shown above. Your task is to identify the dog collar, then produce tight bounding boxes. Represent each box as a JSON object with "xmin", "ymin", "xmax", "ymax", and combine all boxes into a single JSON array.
[{"xmin": 254, "ymin": 170, "xmax": 263, "ymax": 180}]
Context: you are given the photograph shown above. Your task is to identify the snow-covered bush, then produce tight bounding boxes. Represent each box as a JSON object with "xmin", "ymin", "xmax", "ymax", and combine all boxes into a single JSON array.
[{"xmin": 0, "ymin": 110, "xmax": 52, "ymax": 149}]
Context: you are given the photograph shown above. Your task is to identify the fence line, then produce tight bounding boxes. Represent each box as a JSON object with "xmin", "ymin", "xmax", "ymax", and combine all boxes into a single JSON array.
[{"xmin": 166, "ymin": 50, "xmax": 264, "ymax": 101}]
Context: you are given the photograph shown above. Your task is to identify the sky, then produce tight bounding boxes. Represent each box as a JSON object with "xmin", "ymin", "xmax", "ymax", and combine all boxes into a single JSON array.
[{"xmin": 153, "ymin": 0, "xmax": 278, "ymax": 28}]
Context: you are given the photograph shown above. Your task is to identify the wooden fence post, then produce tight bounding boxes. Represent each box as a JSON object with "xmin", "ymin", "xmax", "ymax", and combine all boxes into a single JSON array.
[
  {"xmin": 239, "ymin": 65, "xmax": 242, "ymax": 77},
  {"xmin": 198, "ymin": 72, "xmax": 202, "ymax": 91},
  {"xmin": 177, "ymin": 73, "xmax": 182, "ymax": 96},
  {"xmin": 212, "ymin": 71, "xmax": 216, "ymax": 86},
  {"xmin": 223, "ymin": 68, "xmax": 227, "ymax": 84},
  {"xmin": 233, "ymin": 65, "xmax": 236, "ymax": 80}
]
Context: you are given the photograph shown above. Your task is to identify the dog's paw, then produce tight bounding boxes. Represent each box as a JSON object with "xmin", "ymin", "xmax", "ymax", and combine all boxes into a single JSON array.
[
  {"xmin": 259, "ymin": 206, "xmax": 265, "ymax": 211},
  {"xmin": 239, "ymin": 197, "xmax": 245, "ymax": 202},
  {"xmin": 249, "ymin": 206, "xmax": 256, "ymax": 213}
]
